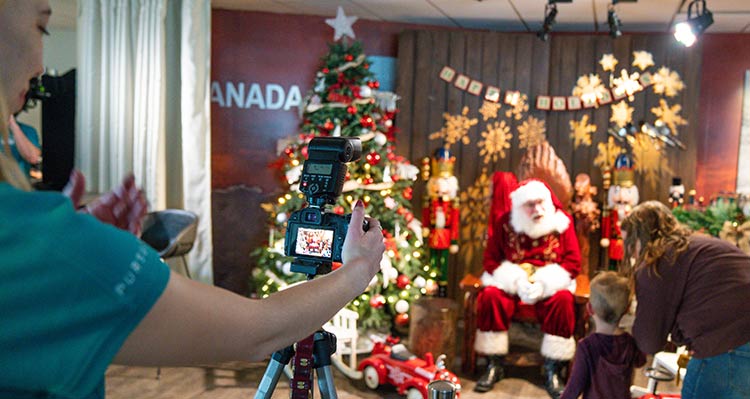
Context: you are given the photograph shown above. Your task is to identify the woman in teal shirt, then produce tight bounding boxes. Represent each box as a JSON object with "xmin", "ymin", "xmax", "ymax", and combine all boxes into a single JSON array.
[{"xmin": 0, "ymin": 1, "xmax": 387, "ymax": 397}]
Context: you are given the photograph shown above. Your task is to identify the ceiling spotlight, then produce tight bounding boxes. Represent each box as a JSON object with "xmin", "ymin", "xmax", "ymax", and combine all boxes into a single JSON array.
[
  {"xmin": 537, "ymin": 2, "xmax": 559, "ymax": 42},
  {"xmin": 608, "ymin": 4, "xmax": 622, "ymax": 38},
  {"xmin": 674, "ymin": 0, "xmax": 714, "ymax": 47}
]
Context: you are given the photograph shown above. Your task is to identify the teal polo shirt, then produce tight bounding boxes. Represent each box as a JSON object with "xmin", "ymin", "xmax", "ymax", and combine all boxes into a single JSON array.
[{"xmin": 0, "ymin": 183, "xmax": 170, "ymax": 398}]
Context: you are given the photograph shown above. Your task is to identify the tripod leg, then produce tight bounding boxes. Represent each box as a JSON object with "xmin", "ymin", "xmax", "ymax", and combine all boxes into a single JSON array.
[
  {"xmin": 316, "ymin": 365, "xmax": 338, "ymax": 399},
  {"xmin": 255, "ymin": 346, "xmax": 295, "ymax": 399},
  {"xmin": 313, "ymin": 330, "xmax": 339, "ymax": 399}
]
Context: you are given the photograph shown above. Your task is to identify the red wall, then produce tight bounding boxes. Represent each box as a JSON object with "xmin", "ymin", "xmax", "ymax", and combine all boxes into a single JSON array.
[{"xmin": 697, "ymin": 34, "xmax": 750, "ymax": 199}]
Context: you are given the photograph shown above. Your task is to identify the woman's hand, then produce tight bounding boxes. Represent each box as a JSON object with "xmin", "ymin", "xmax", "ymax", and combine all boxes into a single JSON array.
[{"xmin": 341, "ymin": 200, "xmax": 385, "ymax": 290}]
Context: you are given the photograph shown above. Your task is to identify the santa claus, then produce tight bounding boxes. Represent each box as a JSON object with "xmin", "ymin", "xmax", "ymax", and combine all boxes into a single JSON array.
[{"xmin": 474, "ymin": 178, "xmax": 580, "ymax": 398}]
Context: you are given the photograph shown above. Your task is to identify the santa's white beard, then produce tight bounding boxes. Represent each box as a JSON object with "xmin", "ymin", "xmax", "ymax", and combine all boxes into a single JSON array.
[{"xmin": 510, "ymin": 206, "xmax": 560, "ymax": 239}]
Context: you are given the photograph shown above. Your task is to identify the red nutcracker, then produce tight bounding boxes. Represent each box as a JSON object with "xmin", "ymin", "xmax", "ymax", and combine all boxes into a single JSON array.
[
  {"xmin": 600, "ymin": 153, "xmax": 639, "ymax": 270},
  {"xmin": 421, "ymin": 147, "xmax": 460, "ymax": 298}
]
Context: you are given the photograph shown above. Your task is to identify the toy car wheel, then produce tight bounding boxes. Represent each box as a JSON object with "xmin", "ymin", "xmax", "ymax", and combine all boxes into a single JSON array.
[
  {"xmin": 406, "ymin": 387, "xmax": 424, "ymax": 399},
  {"xmin": 363, "ymin": 366, "xmax": 380, "ymax": 389}
]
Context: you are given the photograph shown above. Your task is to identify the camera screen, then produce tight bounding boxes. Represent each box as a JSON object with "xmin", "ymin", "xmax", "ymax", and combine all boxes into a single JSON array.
[
  {"xmin": 307, "ymin": 162, "xmax": 333, "ymax": 175},
  {"xmin": 295, "ymin": 227, "xmax": 334, "ymax": 258}
]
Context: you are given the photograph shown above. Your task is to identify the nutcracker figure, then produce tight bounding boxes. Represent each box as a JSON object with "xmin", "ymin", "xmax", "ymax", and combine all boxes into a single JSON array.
[
  {"xmin": 422, "ymin": 147, "xmax": 460, "ymax": 298},
  {"xmin": 600, "ymin": 153, "xmax": 639, "ymax": 270}
]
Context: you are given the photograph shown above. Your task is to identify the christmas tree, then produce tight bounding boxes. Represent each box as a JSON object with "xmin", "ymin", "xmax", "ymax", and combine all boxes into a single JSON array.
[{"xmin": 252, "ymin": 41, "xmax": 438, "ymax": 331}]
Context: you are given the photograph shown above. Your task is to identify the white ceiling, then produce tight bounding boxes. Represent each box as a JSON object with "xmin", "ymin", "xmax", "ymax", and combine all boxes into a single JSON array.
[
  {"xmin": 48, "ymin": 1, "xmax": 750, "ymax": 33},
  {"xmin": 212, "ymin": 0, "xmax": 750, "ymax": 33}
]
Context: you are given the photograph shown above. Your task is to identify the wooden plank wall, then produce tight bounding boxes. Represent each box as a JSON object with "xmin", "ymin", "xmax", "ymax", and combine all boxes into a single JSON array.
[{"xmin": 396, "ymin": 31, "xmax": 702, "ymax": 299}]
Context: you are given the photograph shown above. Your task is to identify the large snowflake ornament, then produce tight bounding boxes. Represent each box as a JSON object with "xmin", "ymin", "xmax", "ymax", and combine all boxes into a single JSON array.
[
  {"xmin": 572, "ymin": 74, "xmax": 608, "ymax": 106},
  {"xmin": 594, "ymin": 137, "xmax": 623, "ymax": 170},
  {"xmin": 518, "ymin": 116, "xmax": 547, "ymax": 149},
  {"xmin": 612, "ymin": 69, "xmax": 643, "ymax": 101},
  {"xmin": 632, "ymin": 133, "xmax": 673, "ymax": 188},
  {"xmin": 610, "ymin": 101, "xmax": 634, "ymax": 128},
  {"xmin": 632, "ymin": 51, "xmax": 655, "ymax": 71},
  {"xmin": 479, "ymin": 120, "xmax": 513, "ymax": 164},
  {"xmin": 479, "ymin": 100, "xmax": 502, "ymax": 121},
  {"xmin": 651, "ymin": 99, "xmax": 687, "ymax": 136},
  {"xmin": 429, "ymin": 106, "xmax": 478, "ymax": 145},
  {"xmin": 599, "ymin": 54, "xmax": 619, "ymax": 72},
  {"xmin": 569, "ymin": 115, "xmax": 597, "ymax": 148},
  {"xmin": 652, "ymin": 67, "xmax": 685, "ymax": 97}
]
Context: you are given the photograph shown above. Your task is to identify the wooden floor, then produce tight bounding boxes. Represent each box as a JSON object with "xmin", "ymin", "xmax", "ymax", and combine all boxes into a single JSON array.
[{"xmin": 105, "ymin": 357, "xmax": 680, "ymax": 399}]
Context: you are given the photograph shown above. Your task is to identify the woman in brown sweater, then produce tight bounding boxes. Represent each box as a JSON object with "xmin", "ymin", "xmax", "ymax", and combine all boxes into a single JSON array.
[{"xmin": 621, "ymin": 200, "xmax": 750, "ymax": 399}]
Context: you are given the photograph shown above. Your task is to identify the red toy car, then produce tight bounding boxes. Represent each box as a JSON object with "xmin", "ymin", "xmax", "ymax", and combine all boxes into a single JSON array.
[{"xmin": 358, "ymin": 336, "xmax": 461, "ymax": 399}]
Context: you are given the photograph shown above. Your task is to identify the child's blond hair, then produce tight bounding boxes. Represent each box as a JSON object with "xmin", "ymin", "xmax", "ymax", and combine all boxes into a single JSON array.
[{"xmin": 589, "ymin": 271, "xmax": 631, "ymax": 325}]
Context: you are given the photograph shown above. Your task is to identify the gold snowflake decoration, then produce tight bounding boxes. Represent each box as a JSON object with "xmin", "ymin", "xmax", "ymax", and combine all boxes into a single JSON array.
[
  {"xmin": 459, "ymin": 169, "xmax": 492, "ymax": 274},
  {"xmin": 652, "ymin": 67, "xmax": 685, "ymax": 97},
  {"xmin": 632, "ymin": 51, "xmax": 655, "ymax": 71},
  {"xmin": 599, "ymin": 54, "xmax": 618, "ymax": 72},
  {"xmin": 651, "ymin": 99, "xmax": 688, "ymax": 136},
  {"xmin": 632, "ymin": 133, "xmax": 673, "ymax": 188},
  {"xmin": 570, "ymin": 115, "xmax": 597, "ymax": 149},
  {"xmin": 479, "ymin": 100, "xmax": 502, "ymax": 121},
  {"xmin": 429, "ymin": 106, "xmax": 478, "ymax": 145},
  {"xmin": 612, "ymin": 69, "xmax": 642, "ymax": 101},
  {"xmin": 505, "ymin": 94, "xmax": 529, "ymax": 120},
  {"xmin": 572, "ymin": 74, "xmax": 608, "ymax": 106},
  {"xmin": 518, "ymin": 116, "xmax": 547, "ymax": 149},
  {"xmin": 594, "ymin": 137, "xmax": 623, "ymax": 170},
  {"xmin": 479, "ymin": 120, "xmax": 513, "ymax": 164},
  {"xmin": 610, "ymin": 101, "xmax": 634, "ymax": 128}
]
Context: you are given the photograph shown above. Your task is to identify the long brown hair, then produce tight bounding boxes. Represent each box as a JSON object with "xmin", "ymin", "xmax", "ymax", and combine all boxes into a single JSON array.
[{"xmin": 621, "ymin": 200, "xmax": 692, "ymax": 277}]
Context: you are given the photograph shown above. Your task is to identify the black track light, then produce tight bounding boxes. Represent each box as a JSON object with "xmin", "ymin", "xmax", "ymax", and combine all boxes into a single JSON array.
[
  {"xmin": 674, "ymin": 0, "xmax": 714, "ymax": 47},
  {"xmin": 537, "ymin": 3, "xmax": 558, "ymax": 42},
  {"xmin": 608, "ymin": 4, "xmax": 622, "ymax": 38}
]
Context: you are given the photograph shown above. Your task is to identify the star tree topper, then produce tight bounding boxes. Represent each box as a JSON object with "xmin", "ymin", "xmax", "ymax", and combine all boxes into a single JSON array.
[{"xmin": 326, "ymin": 6, "xmax": 358, "ymax": 41}]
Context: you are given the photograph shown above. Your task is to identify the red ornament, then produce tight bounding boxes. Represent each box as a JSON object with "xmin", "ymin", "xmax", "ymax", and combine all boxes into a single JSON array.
[
  {"xmin": 323, "ymin": 120, "xmax": 335, "ymax": 131},
  {"xmin": 395, "ymin": 313, "xmax": 409, "ymax": 326},
  {"xmin": 363, "ymin": 177, "xmax": 374, "ymax": 185},
  {"xmin": 333, "ymin": 205, "xmax": 345, "ymax": 215},
  {"xmin": 396, "ymin": 274, "xmax": 411, "ymax": 289},
  {"xmin": 344, "ymin": 54, "xmax": 354, "ymax": 62},
  {"xmin": 363, "ymin": 63, "xmax": 369, "ymax": 69},
  {"xmin": 322, "ymin": 67, "xmax": 330, "ymax": 74},
  {"xmin": 404, "ymin": 187, "xmax": 413, "ymax": 200},
  {"xmin": 347, "ymin": 105, "xmax": 358, "ymax": 114},
  {"xmin": 368, "ymin": 81, "xmax": 380, "ymax": 89},
  {"xmin": 370, "ymin": 295, "xmax": 386, "ymax": 309},
  {"xmin": 365, "ymin": 151, "xmax": 381, "ymax": 165},
  {"xmin": 301, "ymin": 146, "xmax": 308, "ymax": 159},
  {"xmin": 360, "ymin": 116, "xmax": 374, "ymax": 128}
]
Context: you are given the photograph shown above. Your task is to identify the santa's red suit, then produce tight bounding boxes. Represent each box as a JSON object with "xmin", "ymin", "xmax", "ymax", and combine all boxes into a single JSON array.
[{"xmin": 476, "ymin": 179, "xmax": 581, "ymax": 361}]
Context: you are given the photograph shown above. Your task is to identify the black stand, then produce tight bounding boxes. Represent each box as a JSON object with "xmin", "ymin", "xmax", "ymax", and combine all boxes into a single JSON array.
[{"xmin": 254, "ymin": 330, "xmax": 339, "ymax": 399}]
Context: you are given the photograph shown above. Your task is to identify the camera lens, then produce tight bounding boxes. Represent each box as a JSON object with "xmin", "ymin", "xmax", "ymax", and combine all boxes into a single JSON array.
[{"xmin": 305, "ymin": 212, "xmax": 319, "ymax": 222}]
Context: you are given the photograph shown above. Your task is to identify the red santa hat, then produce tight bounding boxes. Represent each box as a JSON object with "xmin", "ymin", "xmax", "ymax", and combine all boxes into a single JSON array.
[{"xmin": 510, "ymin": 179, "xmax": 563, "ymax": 211}]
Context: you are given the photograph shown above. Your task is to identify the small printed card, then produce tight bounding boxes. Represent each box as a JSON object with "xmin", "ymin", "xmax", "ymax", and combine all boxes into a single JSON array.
[
  {"xmin": 485, "ymin": 86, "xmax": 501, "ymax": 102},
  {"xmin": 598, "ymin": 89, "xmax": 614, "ymax": 105},
  {"xmin": 567, "ymin": 96, "xmax": 582, "ymax": 110},
  {"xmin": 439, "ymin": 66, "xmax": 456, "ymax": 82},
  {"xmin": 552, "ymin": 96, "xmax": 567, "ymax": 111},
  {"xmin": 536, "ymin": 95, "xmax": 552, "ymax": 110},
  {"xmin": 504, "ymin": 91, "xmax": 521, "ymax": 105},
  {"xmin": 454, "ymin": 74, "xmax": 470, "ymax": 90},
  {"xmin": 639, "ymin": 72, "xmax": 653, "ymax": 87},
  {"xmin": 467, "ymin": 80, "xmax": 484, "ymax": 96}
]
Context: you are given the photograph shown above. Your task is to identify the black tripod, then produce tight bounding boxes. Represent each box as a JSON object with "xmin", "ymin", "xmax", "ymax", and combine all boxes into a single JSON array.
[{"xmin": 255, "ymin": 261, "xmax": 339, "ymax": 399}]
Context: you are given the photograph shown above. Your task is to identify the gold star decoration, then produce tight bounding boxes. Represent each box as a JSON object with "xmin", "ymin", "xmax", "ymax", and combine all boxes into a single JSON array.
[
  {"xmin": 632, "ymin": 133, "xmax": 673, "ymax": 188},
  {"xmin": 459, "ymin": 169, "xmax": 492, "ymax": 275},
  {"xmin": 429, "ymin": 106, "xmax": 478, "ymax": 145},
  {"xmin": 572, "ymin": 74, "xmax": 608, "ymax": 106},
  {"xmin": 651, "ymin": 99, "xmax": 688, "ymax": 136},
  {"xmin": 632, "ymin": 51, "xmax": 655, "ymax": 71},
  {"xmin": 569, "ymin": 115, "xmax": 597, "ymax": 149},
  {"xmin": 594, "ymin": 137, "xmax": 623, "ymax": 170},
  {"xmin": 479, "ymin": 100, "xmax": 502, "ymax": 121},
  {"xmin": 505, "ymin": 94, "xmax": 529, "ymax": 120},
  {"xmin": 518, "ymin": 116, "xmax": 547, "ymax": 149},
  {"xmin": 652, "ymin": 67, "xmax": 685, "ymax": 97},
  {"xmin": 479, "ymin": 120, "xmax": 513, "ymax": 164},
  {"xmin": 599, "ymin": 54, "xmax": 619, "ymax": 72},
  {"xmin": 610, "ymin": 101, "xmax": 634, "ymax": 128},
  {"xmin": 612, "ymin": 69, "xmax": 643, "ymax": 101}
]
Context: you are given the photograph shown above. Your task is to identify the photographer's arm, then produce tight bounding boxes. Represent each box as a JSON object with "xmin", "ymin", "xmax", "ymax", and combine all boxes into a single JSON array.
[{"xmin": 114, "ymin": 202, "xmax": 384, "ymax": 366}]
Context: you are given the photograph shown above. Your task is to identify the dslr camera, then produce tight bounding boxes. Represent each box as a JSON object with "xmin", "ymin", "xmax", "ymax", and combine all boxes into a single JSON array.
[{"xmin": 284, "ymin": 137, "xmax": 364, "ymax": 276}]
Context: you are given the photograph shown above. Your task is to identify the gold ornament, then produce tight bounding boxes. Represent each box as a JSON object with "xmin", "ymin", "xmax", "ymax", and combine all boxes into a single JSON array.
[
  {"xmin": 518, "ymin": 116, "xmax": 547, "ymax": 149},
  {"xmin": 610, "ymin": 101, "xmax": 634, "ymax": 128},
  {"xmin": 479, "ymin": 120, "xmax": 513, "ymax": 164},
  {"xmin": 599, "ymin": 54, "xmax": 619, "ymax": 72},
  {"xmin": 632, "ymin": 133, "xmax": 673, "ymax": 188},
  {"xmin": 505, "ymin": 93, "xmax": 529, "ymax": 120},
  {"xmin": 632, "ymin": 51, "xmax": 655, "ymax": 71},
  {"xmin": 612, "ymin": 69, "xmax": 643, "ymax": 101},
  {"xmin": 594, "ymin": 137, "xmax": 623, "ymax": 170},
  {"xmin": 652, "ymin": 67, "xmax": 685, "ymax": 97},
  {"xmin": 429, "ymin": 106, "xmax": 478, "ymax": 145},
  {"xmin": 458, "ymin": 169, "xmax": 492, "ymax": 275},
  {"xmin": 569, "ymin": 115, "xmax": 597, "ymax": 148},
  {"xmin": 572, "ymin": 74, "xmax": 608, "ymax": 107},
  {"xmin": 651, "ymin": 99, "xmax": 688, "ymax": 136},
  {"xmin": 479, "ymin": 100, "xmax": 502, "ymax": 121}
]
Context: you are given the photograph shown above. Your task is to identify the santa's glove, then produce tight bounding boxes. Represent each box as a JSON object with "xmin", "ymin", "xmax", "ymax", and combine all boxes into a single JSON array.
[{"xmin": 518, "ymin": 280, "xmax": 544, "ymax": 304}]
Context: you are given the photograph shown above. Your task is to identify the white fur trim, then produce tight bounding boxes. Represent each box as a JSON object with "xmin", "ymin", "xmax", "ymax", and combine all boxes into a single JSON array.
[
  {"xmin": 532, "ymin": 263, "xmax": 573, "ymax": 299},
  {"xmin": 541, "ymin": 334, "xmax": 576, "ymax": 360},
  {"xmin": 510, "ymin": 180, "xmax": 552, "ymax": 207},
  {"xmin": 481, "ymin": 261, "xmax": 527, "ymax": 295},
  {"xmin": 475, "ymin": 330, "xmax": 509, "ymax": 356}
]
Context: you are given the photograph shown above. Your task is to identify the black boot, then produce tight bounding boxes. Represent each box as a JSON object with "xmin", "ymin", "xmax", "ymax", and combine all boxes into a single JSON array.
[
  {"xmin": 543, "ymin": 358, "xmax": 568, "ymax": 399},
  {"xmin": 474, "ymin": 355, "xmax": 505, "ymax": 393}
]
